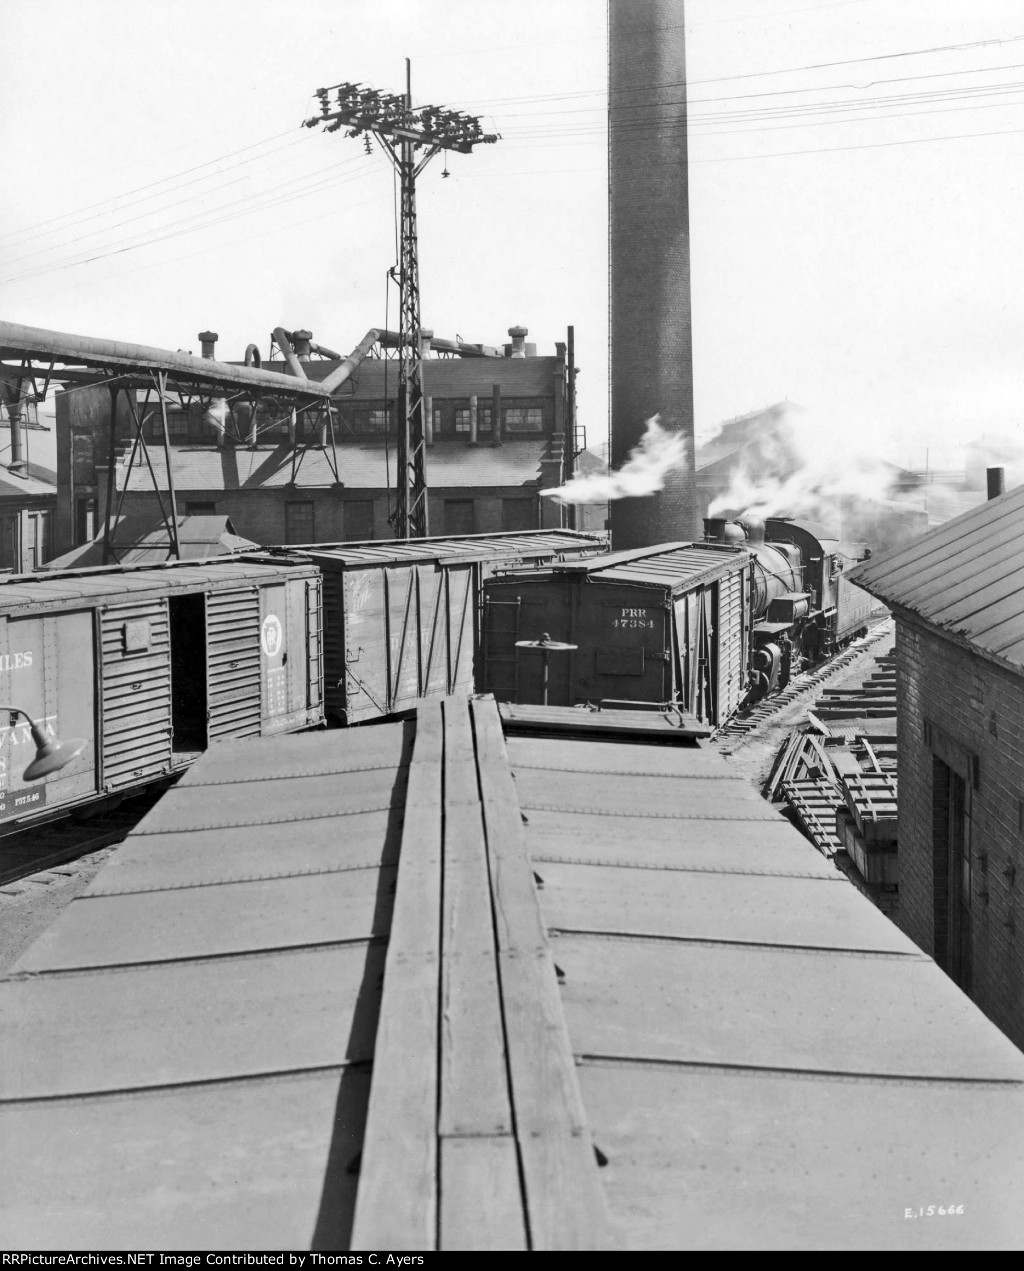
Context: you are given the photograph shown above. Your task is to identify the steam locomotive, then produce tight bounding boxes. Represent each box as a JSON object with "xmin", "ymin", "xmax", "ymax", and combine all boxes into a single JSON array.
[{"xmin": 481, "ymin": 516, "xmax": 885, "ymax": 728}]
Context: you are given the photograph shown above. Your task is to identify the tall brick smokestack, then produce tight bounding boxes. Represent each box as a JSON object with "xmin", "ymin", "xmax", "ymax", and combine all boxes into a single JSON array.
[{"xmin": 609, "ymin": 0, "xmax": 699, "ymax": 548}]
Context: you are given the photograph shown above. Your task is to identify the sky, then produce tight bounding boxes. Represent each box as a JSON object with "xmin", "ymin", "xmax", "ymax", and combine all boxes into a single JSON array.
[{"xmin": 3, "ymin": 0, "xmax": 1024, "ymax": 472}]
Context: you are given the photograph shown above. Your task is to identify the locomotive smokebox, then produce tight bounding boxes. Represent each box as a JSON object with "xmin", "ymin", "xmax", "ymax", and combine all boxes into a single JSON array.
[{"xmin": 608, "ymin": 0, "xmax": 699, "ymax": 550}]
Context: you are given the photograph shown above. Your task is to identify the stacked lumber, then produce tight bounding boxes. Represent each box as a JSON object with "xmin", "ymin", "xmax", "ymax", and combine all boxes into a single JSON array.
[
  {"xmin": 836, "ymin": 772, "xmax": 898, "ymax": 889},
  {"xmin": 810, "ymin": 652, "xmax": 898, "ymax": 723}
]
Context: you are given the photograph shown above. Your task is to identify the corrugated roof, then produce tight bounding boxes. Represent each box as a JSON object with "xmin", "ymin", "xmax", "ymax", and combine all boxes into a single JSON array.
[
  {"xmin": 117, "ymin": 438, "xmax": 551, "ymax": 492},
  {"xmin": 551, "ymin": 541, "xmax": 749, "ymax": 589},
  {"xmin": 846, "ymin": 483, "xmax": 1024, "ymax": 670}
]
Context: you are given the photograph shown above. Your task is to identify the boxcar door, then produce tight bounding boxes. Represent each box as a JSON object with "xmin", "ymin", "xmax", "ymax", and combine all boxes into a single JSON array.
[
  {"xmin": 260, "ymin": 582, "xmax": 307, "ymax": 735},
  {"xmin": 585, "ymin": 585, "xmax": 668, "ymax": 707},
  {"xmin": 99, "ymin": 599, "xmax": 174, "ymax": 789},
  {"xmin": 206, "ymin": 585, "xmax": 261, "ymax": 741}
]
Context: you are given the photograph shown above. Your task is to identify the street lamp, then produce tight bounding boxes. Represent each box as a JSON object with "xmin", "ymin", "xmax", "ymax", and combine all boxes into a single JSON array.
[{"xmin": 2, "ymin": 707, "xmax": 88, "ymax": 781}]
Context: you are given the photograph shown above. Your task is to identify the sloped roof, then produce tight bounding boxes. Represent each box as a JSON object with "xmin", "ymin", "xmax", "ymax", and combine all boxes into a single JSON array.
[
  {"xmin": 44, "ymin": 515, "xmax": 257, "ymax": 570},
  {"xmin": 847, "ymin": 483, "xmax": 1024, "ymax": 671},
  {"xmin": 695, "ymin": 403, "xmax": 793, "ymax": 472},
  {"xmin": 116, "ymin": 439, "xmax": 552, "ymax": 493},
  {"xmin": 0, "ymin": 465, "xmax": 56, "ymax": 499}
]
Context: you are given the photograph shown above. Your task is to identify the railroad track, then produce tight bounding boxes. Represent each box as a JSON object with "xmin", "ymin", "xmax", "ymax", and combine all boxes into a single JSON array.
[
  {"xmin": 0, "ymin": 788, "xmax": 167, "ymax": 893},
  {"xmin": 713, "ymin": 619, "xmax": 894, "ymax": 754}
]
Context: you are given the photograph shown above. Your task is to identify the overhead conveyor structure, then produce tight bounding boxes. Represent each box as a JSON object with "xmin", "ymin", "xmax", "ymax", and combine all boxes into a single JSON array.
[{"xmin": 0, "ymin": 319, "xmax": 378, "ymax": 561}]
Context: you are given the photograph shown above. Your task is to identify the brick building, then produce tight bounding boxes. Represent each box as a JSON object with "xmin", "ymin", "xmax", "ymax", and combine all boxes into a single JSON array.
[
  {"xmin": 1, "ymin": 398, "xmax": 57, "ymax": 572},
  {"xmin": 54, "ymin": 328, "xmax": 576, "ymax": 554},
  {"xmin": 849, "ymin": 485, "xmax": 1024, "ymax": 1050}
]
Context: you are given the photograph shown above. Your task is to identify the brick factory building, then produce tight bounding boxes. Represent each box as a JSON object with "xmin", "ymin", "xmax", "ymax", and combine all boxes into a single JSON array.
[
  {"xmin": 850, "ymin": 485, "xmax": 1024, "ymax": 1050},
  {"xmin": 53, "ymin": 327, "xmax": 577, "ymax": 555},
  {"xmin": 0, "ymin": 396, "xmax": 57, "ymax": 572}
]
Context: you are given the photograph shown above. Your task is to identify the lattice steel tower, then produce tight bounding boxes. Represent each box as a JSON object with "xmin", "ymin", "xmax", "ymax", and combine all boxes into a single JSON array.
[{"xmin": 306, "ymin": 63, "xmax": 498, "ymax": 537}]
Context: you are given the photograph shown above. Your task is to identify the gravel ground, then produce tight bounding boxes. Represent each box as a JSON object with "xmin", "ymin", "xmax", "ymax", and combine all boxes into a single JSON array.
[
  {"xmin": 714, "ymin": 623, "xmax": 896, "ymax": 792},
  {"xmin": 0, "ymin": 848, "xmax": 116, "ymax": 978}
]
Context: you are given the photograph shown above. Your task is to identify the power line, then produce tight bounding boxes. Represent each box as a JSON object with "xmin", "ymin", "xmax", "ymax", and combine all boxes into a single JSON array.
[
  {"xmin": 0, "ymin": 129, "xmax": 301, "ymax": 247},
  {"xmin": 0, "ymin": 159, "xmax": 382, "ymax": 287},
  {"xmin": 689, "ymin": 119, "xmax": 1024, "ymax": 162}
]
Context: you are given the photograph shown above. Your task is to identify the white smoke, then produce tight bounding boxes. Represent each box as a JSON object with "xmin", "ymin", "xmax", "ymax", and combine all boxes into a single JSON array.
[
  {"xmin": 543, "ymin": 415, "xmax": 688, "ymax": 505},
  {"xmin": 705, "ymin": 402, "xmax": 904, "ymax": 537}
]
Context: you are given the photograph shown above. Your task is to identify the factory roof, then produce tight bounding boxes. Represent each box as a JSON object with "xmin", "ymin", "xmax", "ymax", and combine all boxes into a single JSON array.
[
  {"xmin": 0, "ymin": 465, "xmax": 56, "ymax": 500},
  {"xmin": 847, "ymin": 482, "xmax": 1024, "ymax": 672},
  {"xmin": 264, "ymin": 353, "xmax": 561, "ymax": 399},
  {"xmin": 116, "ymin": 438, "xmax": 555, "ymax": 492},
  {"xmin": 44, "ymin": 515, "xmax": 258, "ymax": 570}
]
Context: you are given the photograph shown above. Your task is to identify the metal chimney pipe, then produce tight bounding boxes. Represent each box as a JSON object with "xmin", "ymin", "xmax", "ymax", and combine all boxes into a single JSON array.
[
  {"xmin": 609, "ymin": 0, "xmax": 698, "ymax": 549},
  {"xmin": 272, "ymin": 327, "xmax": 308, "ymax": 379},
  {"xmin": 198, "ymin": 331, "xmax": 218, "ymax": 359},
  {"xmin": 292, "ymin": 329, "xmax": 313, "ymax": 362},
  {"xmin": 508, "ymin": 325, "xmax": 528, "ymax": 358},
  {"xmin": 4, "ymin": 390, "xmax": 26, "ymax": 474},
  {"xmin": 987, "ymin": 467, "xmax": 1006, "ymax": 499}
]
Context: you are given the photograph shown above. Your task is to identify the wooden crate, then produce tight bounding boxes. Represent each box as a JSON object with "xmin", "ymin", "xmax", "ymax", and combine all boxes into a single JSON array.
[
  {"xmin": 836, "ymin": 807, "xmax": 898, "ymax": 884},
  {"xmin": 843, "ymin": 773, "xmax": 898, "ymax": 844}
]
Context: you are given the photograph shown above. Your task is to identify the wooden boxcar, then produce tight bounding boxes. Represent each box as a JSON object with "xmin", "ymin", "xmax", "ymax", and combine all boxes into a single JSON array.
[
  {"xmin": 0, "ymin": 557, "xmax": 322, "ymax": 831},
  {"xmin": 482, "ymin": 541, "xmax": 753, "ymax": 727},
  {"xmin": 283, "ymin": 531, "xmax": 608, "ymax": 724}
]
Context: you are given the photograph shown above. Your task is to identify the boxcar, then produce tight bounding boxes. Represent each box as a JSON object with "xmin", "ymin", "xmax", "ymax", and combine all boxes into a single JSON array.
[
  {"xmin": 0, "ymin": 557, "xmax": 322, "ymax": 831},
  {"xmin": 482, "ymin": 541, "xmax": 753, "ymax": 727},
  {"xmin": 274, "ymin": 530, "xmax": 608, "ymax": 724}
]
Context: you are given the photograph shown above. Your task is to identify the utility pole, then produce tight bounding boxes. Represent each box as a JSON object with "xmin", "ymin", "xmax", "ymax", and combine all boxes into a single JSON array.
[{"xmin": 306, "ymin": 64, "xmax": 498, "ymax": 538}]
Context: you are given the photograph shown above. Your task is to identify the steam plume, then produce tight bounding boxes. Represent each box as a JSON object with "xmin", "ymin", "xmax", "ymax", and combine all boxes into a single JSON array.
[{"xmin": 543, "ymin": 415, "xmax": 688, "ymax": 505}]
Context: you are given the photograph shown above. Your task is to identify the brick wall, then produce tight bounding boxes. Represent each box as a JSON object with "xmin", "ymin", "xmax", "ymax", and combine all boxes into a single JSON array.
[
  {"xmin": 895, "ymin": 608, "xmax": 1024, "ymax": 1049},
  {"xmin": 116, "ymin": 486, "xmax": 549, "ymax": 546},
  {"xmin": 608, "ymin": 0, "xmax": 699, "ymax": 548}
]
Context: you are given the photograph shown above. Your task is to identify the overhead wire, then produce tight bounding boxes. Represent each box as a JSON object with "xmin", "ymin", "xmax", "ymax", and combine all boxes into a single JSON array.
[{"xmin": 8, "ymin": 30, "xmax": 1024, "ymax": 293}]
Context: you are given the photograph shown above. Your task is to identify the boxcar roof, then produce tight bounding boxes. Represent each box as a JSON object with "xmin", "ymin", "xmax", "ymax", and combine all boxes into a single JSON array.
[
  {"xmin": 3, "ymin": 697, "xmax": 1022, "ymax": 1250},
  {"xmin": 0, "ymin": 556, "xmax": 316, "ymax": 615},
  {"xmin": 291, "ymin": 529, "xmax": 608, "ymax": 569},
  {"xmin": 847, "ymin": 482, "xmax": 1024, "ymax": 672},
  {"xmin": 505, "ymin": 541, "xmax": 750, "ymax": 591}
]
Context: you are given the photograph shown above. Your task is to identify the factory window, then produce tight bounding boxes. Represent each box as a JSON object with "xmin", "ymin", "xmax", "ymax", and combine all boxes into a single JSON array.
[
  {"xmin": 353, "ymin": 407, "xmax": 392, "ymax": 436},
  {"xmin": 75, "ymin": 497, "xmax": 96, "ymax": 546},
  {"xmin": 25, "ymin": 512, "xmax": 51, "ymax": 570},
  {"xmin": 345, "ymin": 500, "xmax": 375, "ymax": 541},
  {"xmin": 432, "ymin": 405, "xmax": 445, "ymax": 435},
  {"xmin": 454, "ymin": 405, "xmax": 493, "ymax": 433},
  {"xmin": 185, "ymin": 501, "xmax": 217, "ymax": 516},
  {"xmin": 260, "ymin": 407, "xmax": 292, "ymax": 439},
  {"xmin": 501, "ymin": 499, "xmax": 536, "ymax": 532},
  {"xmin": 503, "ymin": 403, "xmax": 544, "ymax": 433},
  {"xmin": 444, "ymin": 500, "xmax": 475, "ymax": 536},
  {"xmin": 0, "ymin": 515, "xmax": 19, "ymax": 571},
  {"xmin": 285, "ymin": 501, "xmax": 315, "ymax": 544}
]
